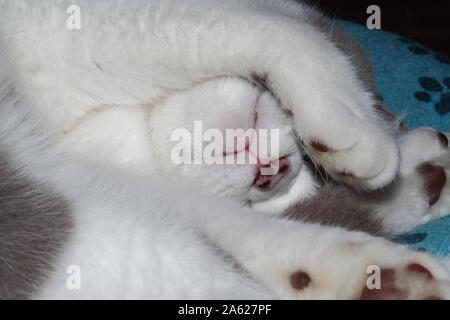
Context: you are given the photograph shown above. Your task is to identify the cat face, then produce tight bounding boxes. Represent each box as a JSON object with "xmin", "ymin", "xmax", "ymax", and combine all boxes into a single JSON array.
[
  {"xmin": 148, "ymin": 77, "xmax": 318, "ymax": 215},
  {"xmin": 60, "ymin": 77, "xmax": 318, "ymax": 216}
]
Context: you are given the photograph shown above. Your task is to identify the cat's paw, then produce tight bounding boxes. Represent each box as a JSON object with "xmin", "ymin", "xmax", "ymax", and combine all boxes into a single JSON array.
[
  {"xmin": 377, "ymin": 127, "xmax": 450, "ymax": 233},
  {"xmin": 401, "ymin": 128, "xmax": 449, "ymax": 207},
  {"xmin": 274, "ymin": 233, "xmax": 450, "ymax": 299},
  {"xmin": 359, "ymin": 263, "xmax": 450, "ymax": 300},
  {"xmin": 306, "ymin": 126, "xmax": 399, "ymax": 191}
]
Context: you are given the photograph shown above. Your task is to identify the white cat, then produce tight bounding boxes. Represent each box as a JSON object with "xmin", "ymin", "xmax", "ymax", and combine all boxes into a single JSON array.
[{"xmin": 0, "ymin": 0, "xmax": 449, "ymax": 299}]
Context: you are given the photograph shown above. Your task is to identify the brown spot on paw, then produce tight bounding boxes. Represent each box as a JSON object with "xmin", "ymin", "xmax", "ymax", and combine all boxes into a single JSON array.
[
  {"xmin": 417, "ymin": 163, "xmax": 447, "ymax": 206},
  {"xmin": 437, "ymin": 132, "xmax": 449, "ymax": 148},
  {"xmin": 425, "ymin": 295, "xmax": 442, "ymax": 300},
  {"xmin": 407, "ymin": 263, "xmax": 434, "ymax": 280},
  {"xmin": 310, "ymin": 141, "xmax": 331, "ymax": 152},
  {"xmin": 290, "ymin": 270, "xmax": 311, "ymax": 290}
]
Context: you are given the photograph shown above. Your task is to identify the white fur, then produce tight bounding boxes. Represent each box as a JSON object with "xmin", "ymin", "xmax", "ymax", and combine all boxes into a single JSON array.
[{"xmin": 0, "ymin": 0, "xmax": 449, "ymax": 299}]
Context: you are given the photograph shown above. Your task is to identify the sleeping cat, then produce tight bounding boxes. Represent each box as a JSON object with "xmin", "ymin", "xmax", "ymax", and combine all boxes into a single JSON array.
[{"xmin": 0, "ymin": 0, "xmax": 449, "ymax": 299}]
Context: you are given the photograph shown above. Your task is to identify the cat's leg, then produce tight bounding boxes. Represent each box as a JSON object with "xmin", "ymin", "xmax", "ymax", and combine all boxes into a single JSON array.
[
  {"xmin": 159, "ymin": 1, "xmax": 401, "ymax": 191},
  {"xmin": 373, "ymin": 128, "xmax": 450, "ymax": 235},
  {"xmin": 1, "ymin": 0, "xmax": 399, "ymax": 190},
  {"xmin": 30, "ymin": 168, "xmax": 274, "ymax": 300},
  {"xmin": 181, "ymin": 192, "xmax": 450, "ymax": 299}
]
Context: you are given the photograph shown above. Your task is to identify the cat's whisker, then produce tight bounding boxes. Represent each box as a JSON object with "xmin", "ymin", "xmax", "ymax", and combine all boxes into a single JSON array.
[{"xmin": 291, "ymin": 131, "xmax": 329, "ymax": 185}]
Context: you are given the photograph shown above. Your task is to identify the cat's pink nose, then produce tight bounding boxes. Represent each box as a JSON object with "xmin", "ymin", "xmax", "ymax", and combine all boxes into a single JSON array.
[{"xmin": 253, "ymin": 157, "xmax": 290, "ymax": 190}]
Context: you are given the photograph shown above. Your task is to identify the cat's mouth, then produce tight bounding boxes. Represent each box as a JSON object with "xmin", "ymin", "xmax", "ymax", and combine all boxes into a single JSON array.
[{"xmin": 253, "ymin": 156, "xmax": 290, "ymax": 191}]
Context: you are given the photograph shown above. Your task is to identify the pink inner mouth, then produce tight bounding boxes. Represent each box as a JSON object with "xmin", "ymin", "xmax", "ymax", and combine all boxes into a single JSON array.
[{"xmin": 253, "ymin": 157, "xmax": 290, "ymax": 190}]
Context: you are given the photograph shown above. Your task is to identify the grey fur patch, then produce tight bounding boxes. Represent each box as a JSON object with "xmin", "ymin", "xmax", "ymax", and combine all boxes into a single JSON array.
[
  {"xmin": 0, "ymin": 151, "xmax": 71, "ymax": 299},
  {"xmin": 284, "ymin": 182, "xmax": 384, "ymax": 236}
]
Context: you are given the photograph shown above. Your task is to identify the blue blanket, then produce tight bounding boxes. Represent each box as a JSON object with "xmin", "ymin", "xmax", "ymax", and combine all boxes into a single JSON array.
[{"xmin": 335, "ymin": 21, "xmax": 450, "ymax": 257}]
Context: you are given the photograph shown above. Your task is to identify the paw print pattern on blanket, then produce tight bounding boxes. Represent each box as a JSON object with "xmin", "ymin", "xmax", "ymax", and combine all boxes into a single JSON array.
[
  {"xmin": 415, "ymin": 77, "xmax": 450, "ymax": 115},
  {"xmin": 400, "ymin": 37, "xmax": 450, "ymax": 65}
]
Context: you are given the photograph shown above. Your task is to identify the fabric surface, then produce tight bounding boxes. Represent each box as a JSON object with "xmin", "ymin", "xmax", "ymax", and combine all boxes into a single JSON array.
[{"xmin": 334, "ymin": 21, "xmax": 449, "ymax": 257}]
